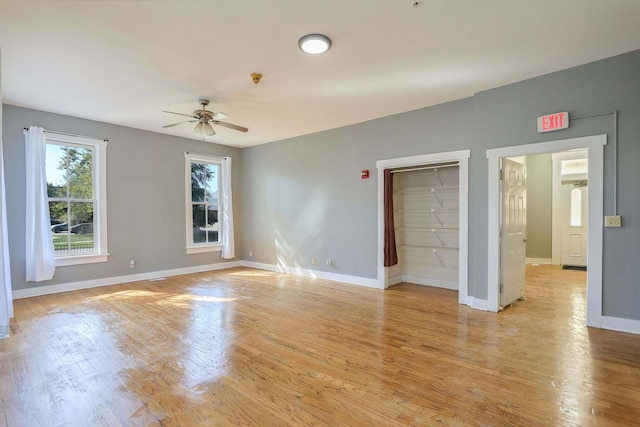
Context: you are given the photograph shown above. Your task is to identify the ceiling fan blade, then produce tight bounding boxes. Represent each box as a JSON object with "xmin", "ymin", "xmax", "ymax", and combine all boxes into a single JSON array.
[
  {"xmin": 211, "ymin": 112, "xmax": 230, "ymax": 120},
  {"xmin": 213, "ymin": 121, "xmax": 249, "ymax": 132},
  {"xmin": 163, "ymin": 111, "xmax": 196, "ymax": 119},
  {"xmin": 163, "ymin": 120, "xmax": 197, "ymax": 128}
]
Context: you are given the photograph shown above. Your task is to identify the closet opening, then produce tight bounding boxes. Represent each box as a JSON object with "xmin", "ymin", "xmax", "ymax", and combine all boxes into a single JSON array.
[
  {"xmin": 376, "ymin": 150, "xmax": 470, "ymax": 306},
  {"xmin": 390, "ymin": 163, "xmax": 460, "ymax": 290}
]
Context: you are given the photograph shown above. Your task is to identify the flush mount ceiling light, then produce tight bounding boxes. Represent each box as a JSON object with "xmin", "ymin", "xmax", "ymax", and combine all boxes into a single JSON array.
[{"xmin": 298, "ymin": 34, "xmax": 332, "ymax": 54}]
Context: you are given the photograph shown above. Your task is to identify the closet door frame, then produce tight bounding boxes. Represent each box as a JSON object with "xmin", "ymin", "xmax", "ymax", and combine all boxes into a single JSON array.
[{"xmin": 376, "ymin": 150, "xmax": 470, "ymax": 305}]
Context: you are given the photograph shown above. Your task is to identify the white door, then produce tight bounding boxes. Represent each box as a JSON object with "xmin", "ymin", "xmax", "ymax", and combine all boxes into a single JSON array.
[
  {"xmin": 500, "ymin": 159, "xmax": 526, "ymax": 308},
  {"xmin": 561, "ymin": 182, "xmax": 588, "ymax": 267}
]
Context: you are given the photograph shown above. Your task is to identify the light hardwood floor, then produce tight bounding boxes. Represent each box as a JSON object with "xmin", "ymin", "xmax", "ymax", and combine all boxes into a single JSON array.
[{"xmin": 1, "ymin": 265, "xmax": 639, "ymax": 426}]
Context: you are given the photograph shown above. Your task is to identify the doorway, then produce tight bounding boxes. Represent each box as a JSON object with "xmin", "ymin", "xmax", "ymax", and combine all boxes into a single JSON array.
[
  {"xmin": 392, "ymin": 165, "xmax": 460, "ymax": 290},
  {"xmin": 487, "ymin": 135, "xmax": 606, "ymax": 327},
  {"xmin": 551, "ymin": 151, "xmax": 589, "ymax": 269},
  {"xmin": 499, "ymin": 150, "xmax": 589, "ymax": 308},
  {"xmin": 560, "ymin": 181, "xmax": 588, "ymax": 268},
  {"xmin": 376, "ymin": 150, "xmax": 470, "ymax": 305}
]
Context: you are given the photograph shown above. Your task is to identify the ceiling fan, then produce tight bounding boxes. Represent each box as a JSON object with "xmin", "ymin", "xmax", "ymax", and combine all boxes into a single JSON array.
[{"xmin": 163, "ymin": 99, "xmax": 248, "ymax": 138}]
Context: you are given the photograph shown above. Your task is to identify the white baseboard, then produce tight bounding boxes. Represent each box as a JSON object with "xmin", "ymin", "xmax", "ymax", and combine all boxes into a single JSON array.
[
  {"xmin": 241, "ymin": 260, "xmax": 279, "ymax": 272},
  {"xmin": 526, "ymin": 258, "xmax": 553, "ymax": 265},
  {"xmin": 387, "ymin": 275, "xmax": 403, "ymax": 287},
  {"xmin": 13, "ymin": 260, "xmax": 380, "ymax": 300},
  {"xmin": 400, "ymin": 275, "xmax": 458, "ymax": 291},
  {"xmin": 12, "ymin": 261, "xmax": 244, "ymax": 300},
  {"xmin": 242, "ymin": 261, "xmax": 379, "ymax": 288},
  {"xmin": 468, "ymin": 297, "xmax": 489, "ymax": 311},
  {"xmin": 601, "ymin": 316, "xmax": 640, "ymax": 335}
]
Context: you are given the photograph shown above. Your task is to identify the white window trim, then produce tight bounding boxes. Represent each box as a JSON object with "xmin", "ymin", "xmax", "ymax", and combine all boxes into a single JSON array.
[
  {"xmin": 185, "ymin": 152, "xmax": 223, "ymax": 255},
  {"xmin": 46, "ymin": 134, "xmax": 109, "ymax": 266}
]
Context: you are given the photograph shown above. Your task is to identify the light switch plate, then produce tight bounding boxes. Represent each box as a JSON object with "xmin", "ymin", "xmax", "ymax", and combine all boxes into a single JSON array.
[{"xmin": 604, "ymin": 215, "xmax": 622, "ymax": 227}]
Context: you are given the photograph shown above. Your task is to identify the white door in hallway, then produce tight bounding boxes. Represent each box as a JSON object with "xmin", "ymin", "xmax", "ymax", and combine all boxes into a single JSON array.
[
  {"xmin": 500, "ymin": 158, "xmax": 526, "ymax": 308},
  {"xmin": 561, "ymin": 182, "xmax": 588, "ymax": 267}
]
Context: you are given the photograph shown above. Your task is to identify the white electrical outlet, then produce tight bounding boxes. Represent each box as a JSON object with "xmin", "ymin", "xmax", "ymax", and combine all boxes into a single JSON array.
[
  {"xmin": 129, "ymin": 259, "xmax": 135, "ymax": 268},
  {"xmin": 604, "ymin": 215, "xmax": 622, "ymax": 228},
  {"xmin": 326, "ymin": 259, "xmax": 333, "ymax": 266},
  {"xmin": 311, "ymin": 258, "xmax": 316, "ymax": 265},
  {"xmin": 249, "ymin": 251, "xmax": 253, "ymax": 257}
]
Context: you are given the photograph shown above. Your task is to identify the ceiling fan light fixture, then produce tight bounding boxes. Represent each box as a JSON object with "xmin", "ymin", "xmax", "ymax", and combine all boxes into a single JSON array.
[
  {"xmin": 194, "ymin": 120, "xmax": 216, "ymax": 137},
  {"xmin": 163, "ymin": 99, "xmax": 247, "ymax": 138},
  {"xmin": 298, "ymin": 33, "xmax": 332, "ymax": 54}
]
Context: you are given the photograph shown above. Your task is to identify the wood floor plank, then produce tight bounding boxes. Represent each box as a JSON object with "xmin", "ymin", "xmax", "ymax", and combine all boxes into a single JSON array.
[{"xmin": 2, "ymin": 265, "xmax": 640, "ymax": 426}]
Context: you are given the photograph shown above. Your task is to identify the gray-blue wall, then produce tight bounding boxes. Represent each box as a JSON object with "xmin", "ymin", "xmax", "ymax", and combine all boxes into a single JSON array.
[
  {"xmin": 471, "ymin": 49, "xmax": 640, "ymax": 317},
  {"xmin": 2, "ymin": 106, "xmax": 242, "ymax": 291},
  {"xmin": 4, "ymin": 50, "xmax": 640, "ymax": 321},
  {"xmin": 241, "ymin": 98, "xmax": 473, "ymax": 277},
  {"xmin": 525, "ymin": 154, "xmax": 552, "ymax": 260},
  {"xmin": 242, "ymin": 49, "xmax": 640, "ymax": 320}
]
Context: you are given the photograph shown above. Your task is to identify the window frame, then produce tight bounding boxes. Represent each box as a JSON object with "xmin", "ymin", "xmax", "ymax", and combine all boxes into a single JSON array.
[
  {"xmin": 46, "ymin": 134, "xmax": 108, "ymax": 266},
  {"xmin": 185, "ymin": 153, "xmax": 224, "ymax": 254}
]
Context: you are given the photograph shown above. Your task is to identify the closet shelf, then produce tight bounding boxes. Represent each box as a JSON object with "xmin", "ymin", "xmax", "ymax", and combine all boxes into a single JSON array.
[
  {"xmin": 399, "ymin": 244, "xmax": 459, "ymax": 250},
  {"xmin": 398, "ymin": 226, "xmax": 458, "ymax": 231},
  {"xmin": 397, "ymin": 185, "xmax": 459, "ymax": 193},
  {"xmin": 395, "ymin": 208, "xmax": 459, "ymax": 213},
  {"xmin": 392, "ymin": 165, "xmax": 460, "ymax": 282}
]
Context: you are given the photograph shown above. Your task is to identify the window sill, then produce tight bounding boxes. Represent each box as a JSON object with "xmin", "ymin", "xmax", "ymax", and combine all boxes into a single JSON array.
[
  {"xmin": 55, "ymin": 253, "xmax": 109, "ymax": 267},
  {"xmin": 186, "ymin": 245, "xmax": 222, "ymax": 255}
]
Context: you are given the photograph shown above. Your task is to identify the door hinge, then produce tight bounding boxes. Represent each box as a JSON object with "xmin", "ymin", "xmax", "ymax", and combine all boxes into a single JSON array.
[
  {"xmin": 499, "ymin": 284, "xmax": 504, "ymax": 294},
  {"xmin": 499, "ymin": 169, "xmax": 504, "ymax": 181}
]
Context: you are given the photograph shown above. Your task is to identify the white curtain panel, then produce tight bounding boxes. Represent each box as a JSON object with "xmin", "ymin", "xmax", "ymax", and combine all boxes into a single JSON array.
[
  {"xmin": 0, "ymin": 138, "xmax": 13, "ymax": 338},
  {"xmin": 221, "ymin": 157, "xmax": 235, "ymax": 259},
  {"xmin": 24, "ymin": 126, "xmax": 55, "ymax": 282},
  {"xmin": 0, "ymin": 68, "xmax": 13, "ymax": 338}
]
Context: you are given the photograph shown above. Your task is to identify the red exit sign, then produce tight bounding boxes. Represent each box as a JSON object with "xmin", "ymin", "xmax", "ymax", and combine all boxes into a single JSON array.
[{"xmin": 537, "ymin": 112, "xmax": 569, "ymax": 133}]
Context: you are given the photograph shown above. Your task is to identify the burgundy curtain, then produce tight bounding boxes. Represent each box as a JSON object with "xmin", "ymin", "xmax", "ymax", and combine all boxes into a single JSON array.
[{"xmin": 384, "ymin": 169, "xmax": 398, "ymax": 267}]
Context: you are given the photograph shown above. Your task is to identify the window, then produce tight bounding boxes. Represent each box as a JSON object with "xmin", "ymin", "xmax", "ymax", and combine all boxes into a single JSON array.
[
  {"xmin": 185, "ymin": 153, "xmax": 225, "ymax": 254},
  {"xmin": 570, "ymin": 188, "xmax": 582, "ymax": 226},
  {"xmin": 45, "ymin": 134, "xmax": 108, "ymax": 266},
  {"xmin": 561, "ymin": 158, "xmax": 588, "ymax": 175}
]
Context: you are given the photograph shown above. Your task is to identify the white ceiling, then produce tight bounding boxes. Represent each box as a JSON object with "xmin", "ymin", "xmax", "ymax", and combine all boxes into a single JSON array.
[{"xmin": 1, "ymin": 1, "xmax": 639, "ymax": 148}]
